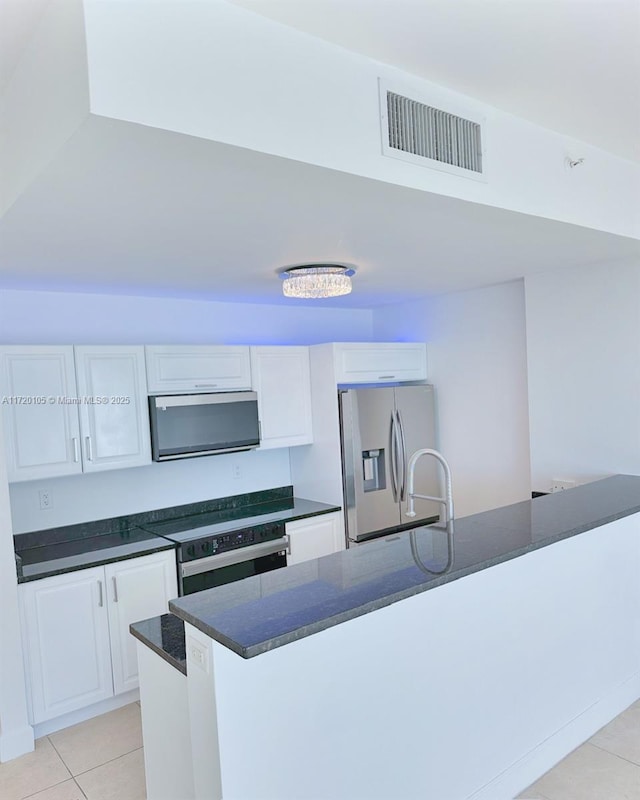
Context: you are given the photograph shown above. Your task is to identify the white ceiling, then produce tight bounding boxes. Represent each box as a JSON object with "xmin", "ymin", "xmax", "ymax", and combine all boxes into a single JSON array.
[
  {"xmin": 0, "ymin": 116, "xmax": 637, "ymax": 308},
  {"xmin": 229, "ymin": 0, "xmax": 640, "ymax": 163},
  {"xmin": 0, "ymin": 1, "xmax": 638, "ymax": 308}
]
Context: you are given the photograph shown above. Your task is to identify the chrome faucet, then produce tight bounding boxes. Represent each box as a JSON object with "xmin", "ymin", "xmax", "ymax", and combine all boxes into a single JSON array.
[{"xmin": 405, "ymin": 448, "xmax": 454, "ymax": 527}]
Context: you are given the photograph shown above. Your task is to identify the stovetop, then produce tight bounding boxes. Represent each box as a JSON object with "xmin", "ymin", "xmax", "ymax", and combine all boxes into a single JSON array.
[{"xmin": 137, "ymin": 497, "xmax": 331, "ymax": 545}]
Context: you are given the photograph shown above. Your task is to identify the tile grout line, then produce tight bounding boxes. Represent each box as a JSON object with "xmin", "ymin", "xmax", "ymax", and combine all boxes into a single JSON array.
[
  {"xmin": 20, "ymin": 775, "xmax": 75, "ymax": 800},
  {"xmin": 72, "ymin": 745, "xmax": 145, "ymax": 779},
  {"xmin": 73, "ymin": 777, "xmax": 89, "ymax": 799},
  {"xmin": 46, "ymin": 734, "xmax": 74, "ymax": 779},
  {"xmin": 587, "ymin": 740, "xmax": 640, "ymax": 770}
]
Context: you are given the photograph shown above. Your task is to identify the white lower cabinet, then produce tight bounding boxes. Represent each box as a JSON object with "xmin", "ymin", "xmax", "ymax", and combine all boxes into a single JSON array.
[
  {"xmin": 19, "ymin": 566, "xmax": 113, "ymax": 724},
  {"xmin": 105, "ymin": 554, "xmax": 177, "ymax": 695},
  {"xmin": 286, "ymin": 512, "xmax": 344, "ymax": 566},
  {"xmin": 19, "ymin": 550, "xmax": 177, "ymax": 725}
]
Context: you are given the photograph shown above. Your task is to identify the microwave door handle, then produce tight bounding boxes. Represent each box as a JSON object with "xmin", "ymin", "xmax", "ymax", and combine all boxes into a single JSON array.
[
  {"xmin": 181, "ymin": 537, "xmax": 289, "ymax": 578},
  {"xmin": 153, "ymin": 392, "xmax": 257, "ymax": 408}
]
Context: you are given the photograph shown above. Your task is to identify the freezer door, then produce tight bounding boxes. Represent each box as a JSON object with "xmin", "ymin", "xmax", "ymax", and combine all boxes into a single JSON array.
[
  {"xmin": 394, "ymin": 385, "xmax": 440, "ymax": 523},
  {"xmin": 340, "ymin": 388, "xmax": 401, "ymax": 540}
]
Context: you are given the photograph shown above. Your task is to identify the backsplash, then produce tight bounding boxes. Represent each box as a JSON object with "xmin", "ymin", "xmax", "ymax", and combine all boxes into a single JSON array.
[{"xmin": 9, "ymin": 448, "xmax": 291, "ymax": 533}]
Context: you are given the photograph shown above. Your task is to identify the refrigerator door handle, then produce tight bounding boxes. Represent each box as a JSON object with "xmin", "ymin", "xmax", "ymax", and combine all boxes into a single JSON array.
[
  {"xmin": 389, "ymin": 413, "xmax": 399, "ymax": 503},
  {"xmin": 396, "ymin": 410, "xmax": 408, "ymax": 501}
]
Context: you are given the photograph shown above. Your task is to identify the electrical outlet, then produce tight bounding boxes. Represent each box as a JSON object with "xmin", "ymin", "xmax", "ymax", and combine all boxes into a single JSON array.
[
  {"xmin": 550, "ymin": 479, "xmax": 576, "ymax": 493},
  {"xmin": 39, "ymin": 490, "xmax": 53, "ymax": 510},
  {"xmin": 187, "ymin": 637, "xmax": 209, "ymax": 673},
  {"xmin": 232, "ymin": 463, "xmax": 242, "ymax": 479}
]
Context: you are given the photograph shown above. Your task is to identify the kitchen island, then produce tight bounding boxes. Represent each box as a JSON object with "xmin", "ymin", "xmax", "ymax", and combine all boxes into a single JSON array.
[{"xmin": 133, "ymin": 476, "xmax": 640, "ymax": 800}]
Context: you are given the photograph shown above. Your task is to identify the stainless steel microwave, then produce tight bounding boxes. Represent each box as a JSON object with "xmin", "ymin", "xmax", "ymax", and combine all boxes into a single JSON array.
[{"xmin": 148, "ymin": 392, "xmax": 260, "ymax": 461}]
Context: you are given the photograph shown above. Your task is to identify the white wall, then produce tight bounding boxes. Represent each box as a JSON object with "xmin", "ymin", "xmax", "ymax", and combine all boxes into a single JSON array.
[
  {"xmin": 0, "ymin": 287, "xmax": 374, "ymax": 531},
  {"xmin": 83, "ymin": 0, "xmax": 640, "ymax": 239},
  {"xmin": 374, "ymin": 281, "xmax": 531, "ymax": 517},
  {"xmin": 0, "ymin": 288, "xmax": 373, "ymax": 346},
  {"xmin": 525, "ymin": 261, "xmax": 640, "ymax": 492},
  {"xmin": 0, "ymin": 0, "xmax": 90, "ymax": 216},
  {"xmin": 0, "ymin": 413, "xmax": 34, "ymax": 761},
  {"xmin": 9, "ymin": 449, "xmax": 291, "ymax": 534}
]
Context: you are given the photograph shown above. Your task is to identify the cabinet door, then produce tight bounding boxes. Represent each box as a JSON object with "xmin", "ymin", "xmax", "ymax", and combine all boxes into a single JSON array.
[
  {"xmin": 250, "ymin": 347, "xmax": 313, "ymax": 449},
  {"xmin": 0, "ymin": 346, "xmax": 82, "ymax": 481},
  {"xmin": 333, "ymin": 343, "xmax": 428, "ymax": 384},
  {"xmin": 105, "ymin": 551, "xmax": 178, "ymax": 695},
  {"xmin": 145, "ymin": 346, "xmax": 252, "ymax": 393},
  {"xmin": 19, "ymin": 568, "xmax": 113, "ymax": 724},
  {"xmin": 74, "ymin": 346, "xmax": 151, "ymax": 472},
  {"xmin": 286, "ymin": 512, "xmax": 344, "ymax": 566}
]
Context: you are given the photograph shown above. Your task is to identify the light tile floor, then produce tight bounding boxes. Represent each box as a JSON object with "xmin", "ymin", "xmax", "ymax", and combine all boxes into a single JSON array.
[
  {"xmin": 0, "ymin": 703, "xmax": 145, "ymax": 800},
  {"xmin": 517, "ymin": 699, "xmax": 640, "ymax": 800},
  {"xmin": 1, "ymin": 699, "xmax": 638, "ymax": 799}
]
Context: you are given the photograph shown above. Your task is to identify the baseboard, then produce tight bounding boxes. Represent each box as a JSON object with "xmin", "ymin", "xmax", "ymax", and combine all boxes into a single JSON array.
[
  {"xmin": 467, "ymin": 671, "xmax": 640, "ymax": 800},
  {"xmin": 0, "ymin": 724, "xmax": 35, "ymax": 762},
  {"xmin": 32, "ymin": 689, "xmax": 139, "ymax": 738}
]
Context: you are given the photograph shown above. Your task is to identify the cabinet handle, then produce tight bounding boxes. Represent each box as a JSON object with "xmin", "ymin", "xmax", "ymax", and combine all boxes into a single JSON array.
[
  {"xmin": 378, "ymin": 375, "xmax": 395, "ymax": 380},
  {"xmin": 195, "ymin": 384, "xmax": 218, "ymax": 388},
  {"xmin": 72, "ymin": 437, "xmax": 80, "ymax": 463},
  {"xmin": 97, "ymin": 580, "xmax": 103, "ymax": 607},
  {"xmin": 85, "ymin": 436, "xmax": 93, "ymax": 461},
  {"xmin": 112, "ymin": 576, "xmax": 118, "ymax": 603}
]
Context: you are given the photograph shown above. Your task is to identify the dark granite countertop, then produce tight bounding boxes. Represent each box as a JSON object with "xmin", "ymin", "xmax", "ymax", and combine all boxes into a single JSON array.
[
  {"xmin": 169, "ymin": 474, "xmax": 640, "ymax": 659},
  {"xmin": 130, "ymin": 614, "xmax": 187, "ymax": 675},
  {"xmin": 15, "ymin": 528, "xmax": 176, "ymax": 582},
  {"xmin": 14, "ymin": 486, "xmax": 340, "ymax": 583}
]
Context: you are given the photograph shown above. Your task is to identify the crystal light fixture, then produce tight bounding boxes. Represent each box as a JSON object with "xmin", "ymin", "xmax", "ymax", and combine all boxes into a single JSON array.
[{"xmin": 280, "ymin": 264, "xmax": 356, "ymax": 299}]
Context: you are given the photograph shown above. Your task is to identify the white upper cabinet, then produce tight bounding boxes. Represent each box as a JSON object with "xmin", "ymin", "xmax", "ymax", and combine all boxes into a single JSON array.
[
  {"xmin": 0, "ymin": 345, "xmax": 151, "ymax": 481},
  {"xmin": 145, "ymin": 346, "xmax": 252, "ymax": 393},
  {"xmin": 0, "ymin": 346, "xmax": 82, "ymax": 481},
  {"xmin": 332, "ymin": 342, "xmax": 428, "ymax": 384},
  {"xmin": 250, "ymin": 346, "xmax": 313, "ymax": 449},
  {"xmin": 74, "ymin": 346, "xmax": 151, "ymax": 472}
]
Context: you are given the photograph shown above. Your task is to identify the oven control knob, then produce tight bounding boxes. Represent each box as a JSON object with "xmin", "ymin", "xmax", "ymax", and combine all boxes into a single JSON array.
[
  {"xmin": 201, "ymin": 541, "xmax": 212, "ymax": 555},
  {"xmin": 186, "ymin": 544, "xmax": 196, "ymax": 560}
]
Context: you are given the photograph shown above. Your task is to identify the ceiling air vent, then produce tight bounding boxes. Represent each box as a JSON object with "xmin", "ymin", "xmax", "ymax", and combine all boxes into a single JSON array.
[{"xmin": 380, "ymin": 82, "xmax": 486, "ymax": 179}]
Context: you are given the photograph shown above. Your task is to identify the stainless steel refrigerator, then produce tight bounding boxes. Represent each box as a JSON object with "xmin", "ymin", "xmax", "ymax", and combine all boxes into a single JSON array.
[{"xmin": 339, "ymin": 384, "xmax": 440, "ymax": 544}]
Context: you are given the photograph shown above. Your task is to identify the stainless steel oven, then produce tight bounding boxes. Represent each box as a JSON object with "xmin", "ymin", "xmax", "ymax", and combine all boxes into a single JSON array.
[
  {"xmin": 180, "ymin": 536, "xmax": 288, "ymax": 594},
  {"xmin": 167, "ymin": 520, "xmax": 288, "ymax": 595}
]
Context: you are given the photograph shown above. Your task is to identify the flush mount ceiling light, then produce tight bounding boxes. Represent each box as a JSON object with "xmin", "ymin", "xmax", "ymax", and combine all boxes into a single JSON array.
[{"xmin": 280, "ymin": 264, "xmax": 356, "ymax": 299}]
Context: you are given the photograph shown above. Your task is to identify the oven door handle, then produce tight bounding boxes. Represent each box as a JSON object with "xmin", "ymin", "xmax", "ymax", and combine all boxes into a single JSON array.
[{"xmin": 180, "ymin": 536, "xmax": 289, "ymax": 578}]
